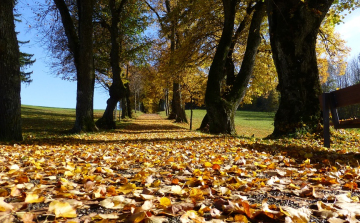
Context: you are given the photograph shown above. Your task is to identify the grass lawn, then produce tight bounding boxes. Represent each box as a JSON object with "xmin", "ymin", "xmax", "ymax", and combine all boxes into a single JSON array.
[
  {"xmin": 21, "ymin": 105, "xmax": 134, "ymax": 139},
  {"xmin": 159, "ymin": 109, "xmax": 275, "ymax": 138}
]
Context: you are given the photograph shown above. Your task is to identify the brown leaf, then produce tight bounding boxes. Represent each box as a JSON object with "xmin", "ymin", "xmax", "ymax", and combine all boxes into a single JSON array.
[{"xmin": 124, "ymin": 212, "xmax": 146, "ymax": 223}]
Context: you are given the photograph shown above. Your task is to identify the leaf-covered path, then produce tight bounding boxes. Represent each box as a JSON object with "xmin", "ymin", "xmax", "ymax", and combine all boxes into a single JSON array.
[{"xmin": 1, "ymin": 114, "xmax": 360, "ymax": 222}]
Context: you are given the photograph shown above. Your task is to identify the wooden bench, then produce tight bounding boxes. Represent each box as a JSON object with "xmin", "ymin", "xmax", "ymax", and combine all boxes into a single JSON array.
[{"xmin": 320, "ymin": 83, "xmax": 360, "ymax": 148}]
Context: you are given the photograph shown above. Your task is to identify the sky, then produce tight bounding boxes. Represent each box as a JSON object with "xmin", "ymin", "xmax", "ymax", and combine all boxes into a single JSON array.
[{"xmin": 15, "ymin": 3, "xmax": 360, "ymax": 109}]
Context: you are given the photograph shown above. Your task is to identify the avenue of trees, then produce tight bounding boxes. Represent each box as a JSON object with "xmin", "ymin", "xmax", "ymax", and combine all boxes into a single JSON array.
[{"xmin": 1, "ymin": 0, "xmax": 360, "ymax": 141}]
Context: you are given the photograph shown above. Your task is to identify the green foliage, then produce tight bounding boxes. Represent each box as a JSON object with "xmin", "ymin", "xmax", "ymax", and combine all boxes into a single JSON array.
[
  {"xmin": 19, "ymin": 49, "xmax": 35, "ymax": 84},
  {"xmin": 15, "ymin": 13, "xmax": 35, "ymax": 84}
]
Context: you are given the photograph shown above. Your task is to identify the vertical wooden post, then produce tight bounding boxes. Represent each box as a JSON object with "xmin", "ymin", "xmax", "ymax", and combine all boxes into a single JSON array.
[{"xmin": 322, "ymin": 93, "xmax": 330, "ymax": 148}]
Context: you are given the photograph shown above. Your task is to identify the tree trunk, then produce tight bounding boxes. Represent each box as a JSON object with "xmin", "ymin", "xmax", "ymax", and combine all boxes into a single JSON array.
[
  {"xmin": 72, "ymin": 0, "xmax": 97, "ymax": 132},
  {"xmin": 95, "ymin": 0, "xmax": 127, "ymax": 129},
  {"xmin": 203, "ymin": 0, "xmax": 265, "ymax": 134},
  {"xmin": 203, "ymin": 0, "xmax": 237, "ymax": 134},
  {"xmin": 125, "ymin": 83, "xmax": 132, "ymax": 118},
  {"xmin": 0, "ymin": 0, "xmax": 22, "ymax": 141},
  {"xmin": 54, "ymin": 0, "xmax": 97, "ymax": 133},
  {"xmin": 267, "ymin": 0, "xmax": 334, "ymax": 137},
  {"xmin": 169, "ymin": 82, "xmax": 188, "ymax": 123}
]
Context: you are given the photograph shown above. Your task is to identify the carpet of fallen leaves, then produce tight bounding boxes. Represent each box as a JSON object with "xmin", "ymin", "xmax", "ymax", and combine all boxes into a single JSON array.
[{"xmin": 1, "ymin": 114, "xmax": 360, "ymax": 223}]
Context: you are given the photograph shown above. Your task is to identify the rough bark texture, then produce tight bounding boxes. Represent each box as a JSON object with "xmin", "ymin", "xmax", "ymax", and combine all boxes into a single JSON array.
[
  {"xmin": 72, "ymin": 0, "xmax": 97, "ymax": 132},
  {"xmin": 267, "ymin": 0, "xmax": 334, "ymax": 137},
  {"xmin": 203, "ymin": 0, "xmax": 265, "ymax": 135},
  {"xmin": 95, "ymin": 0, "xmax": 127, "ymax": 129},
  {"xmin": 0, "ymin": 0, "xmax": 23, "ymax": 141},
  {"xmin": 204, "ymin": 0, "xmax": 237, "ymax": 134},
  {"xmin": 169, "ymin": 82, "xmax": 188, "ymax": 123},
  {"xmin": 54, "ymin": 0, "xmax": 97, "ymax": 133}
]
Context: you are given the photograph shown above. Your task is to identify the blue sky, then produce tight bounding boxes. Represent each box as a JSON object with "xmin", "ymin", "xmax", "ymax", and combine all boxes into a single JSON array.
[
  {"xmin": 15, "ymin": 3, "xmax": 360, "ymax": 109},
  {"xmin": 16, "ymin": 1, "xmax": 109, "ymax": 109}
]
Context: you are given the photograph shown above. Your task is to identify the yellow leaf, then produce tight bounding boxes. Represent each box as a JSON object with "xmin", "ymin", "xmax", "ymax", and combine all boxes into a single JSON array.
[
  {"xmin": 193, "ymin": 169, "xmax": 202, "ymax": 176},
  {"xmin": 117, "ymin": 183, "xmax": 136, "ymax": 194},
  {"xmin": 234, "ymin": 214, "xmax": 248, "ymax": 223},
  {"xmin": 288, "ymin": 183, "xmax": 300, "ymax": 190},
  {"xmin": 189, "ymin": 188, "xmax": 204, "ymax": 200},
  {"xmin": 48, "ymin": 200, "xmax": 77, "ymax": 218},
  {"xmin": 267, "ymin": 163, "xmax": 276, "ymax": 170},
  {"xmin": 159, "ymin": 197, "xmax": 171, "ymax": 207},
  {"xmin": 25, "ymin": 193, "xmax": 45, "ymax": 203},
  {"xmin": 204, "ymin": 162, "xmax": 212, "ymax": 168},
  {"xmin": 151, "ymin": 180, "xmax": 161, "ymax": 187}
]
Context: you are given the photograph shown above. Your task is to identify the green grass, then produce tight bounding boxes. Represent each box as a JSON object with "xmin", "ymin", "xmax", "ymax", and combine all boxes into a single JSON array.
[
  {"xmin": 21, "ymin": 105, "xmax": 141, "ymax": 139},
  {"xmin": 21, "ymin": 105, "xmax": 105, "ymax": 138},
  {"xmin": 159, "ymin": 109, "xmax": 275, "ymax": 138}
]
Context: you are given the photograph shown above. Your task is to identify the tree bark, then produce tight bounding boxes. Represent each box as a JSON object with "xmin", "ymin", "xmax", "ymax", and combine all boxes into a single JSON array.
[
  {"xmin": 267, "ymin": 0, "xmax": 334, "ymax": 137},
  {"xmin": 203, "ymin": 0, "xmax": 237, "ymax": 134},
  {"xmin": 125, "ymin": 83, "xmax": 132, "ymax": 118},
  {"xmin": 169, "ymin": 82, "xmax": 187, "ymax": 123},
  {"xmin": 54, "ymin": 0, "xmax": 97, "ymax": 133},
  {"xmin": 0, "ymin": 0, "xmax": 22, "ymax": 141},
  {"xmin": 96, "ymin": 0, "xmax": 127, "ymax": 129},
  {"xmin": 72, "ymin": 0, "xmax": 97, "ymax": 132},
  {"xmin": 202, "ymin": 0, "xmax": 265, "ymax": 135}
]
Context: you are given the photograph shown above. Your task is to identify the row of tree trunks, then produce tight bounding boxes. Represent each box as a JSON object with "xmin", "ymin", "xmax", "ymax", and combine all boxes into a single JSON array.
[
  {"xmin": 202, "ymin": 0, "xmax": 334, "ymax": 138},
  {"xmin": 0, "ymin": 0, "xmax": 23, "ymax": 141}
]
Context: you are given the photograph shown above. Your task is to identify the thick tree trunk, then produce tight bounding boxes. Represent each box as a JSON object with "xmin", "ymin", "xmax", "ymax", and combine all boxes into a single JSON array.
[
  {"xmin": 54, "ymin": 0, "xmax": 97, "ymax": 133},
  {"xmin": 203, "ymin": 0, "xmax": 236, "ymax": 134},
  {"xmin": 267, "ymin": 0, "xmax": 333, "ymax": 137},
  {"xmin": 169, "ymin": 82, "xmax": 187, "ymax": 123},
  {"xmin": 72, "ymin": 0, "xmax": 97, "ymax": 132},
  {"xmin": 0, "ymin": 0, "xmax": 22, "ymax": 141},
  {"xmin": 96, "ymin": 0, "xmax": 127, "ymax": 129},
  {"xmin": 96, "ymin": 86, "xmax": 119, "ymax": 129},
  {"xmin": 203, "ymin": 0, "xmax": 265, "ymax": 135}
]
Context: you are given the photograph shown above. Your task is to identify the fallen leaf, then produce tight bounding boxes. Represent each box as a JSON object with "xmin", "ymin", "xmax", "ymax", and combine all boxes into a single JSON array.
[
  {"xmin": 48, "ymin": 200, "xmax": 77, "ymax": 218},
  {"xmin": 159, "ymin": 197, "xmax": 171, "ymax": 208},
  {"xmin": 281, "ymin": 206, "xmax": 311, "ymax": 223},
  {"xmin": 0, "ymin": 198, "xmax": 13, "ymax": 212}
]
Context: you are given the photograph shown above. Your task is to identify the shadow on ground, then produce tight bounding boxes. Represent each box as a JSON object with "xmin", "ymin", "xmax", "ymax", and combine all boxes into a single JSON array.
[{"xmin": 11, "ymin": 113, "xmax": 360, "ymax": 168}]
